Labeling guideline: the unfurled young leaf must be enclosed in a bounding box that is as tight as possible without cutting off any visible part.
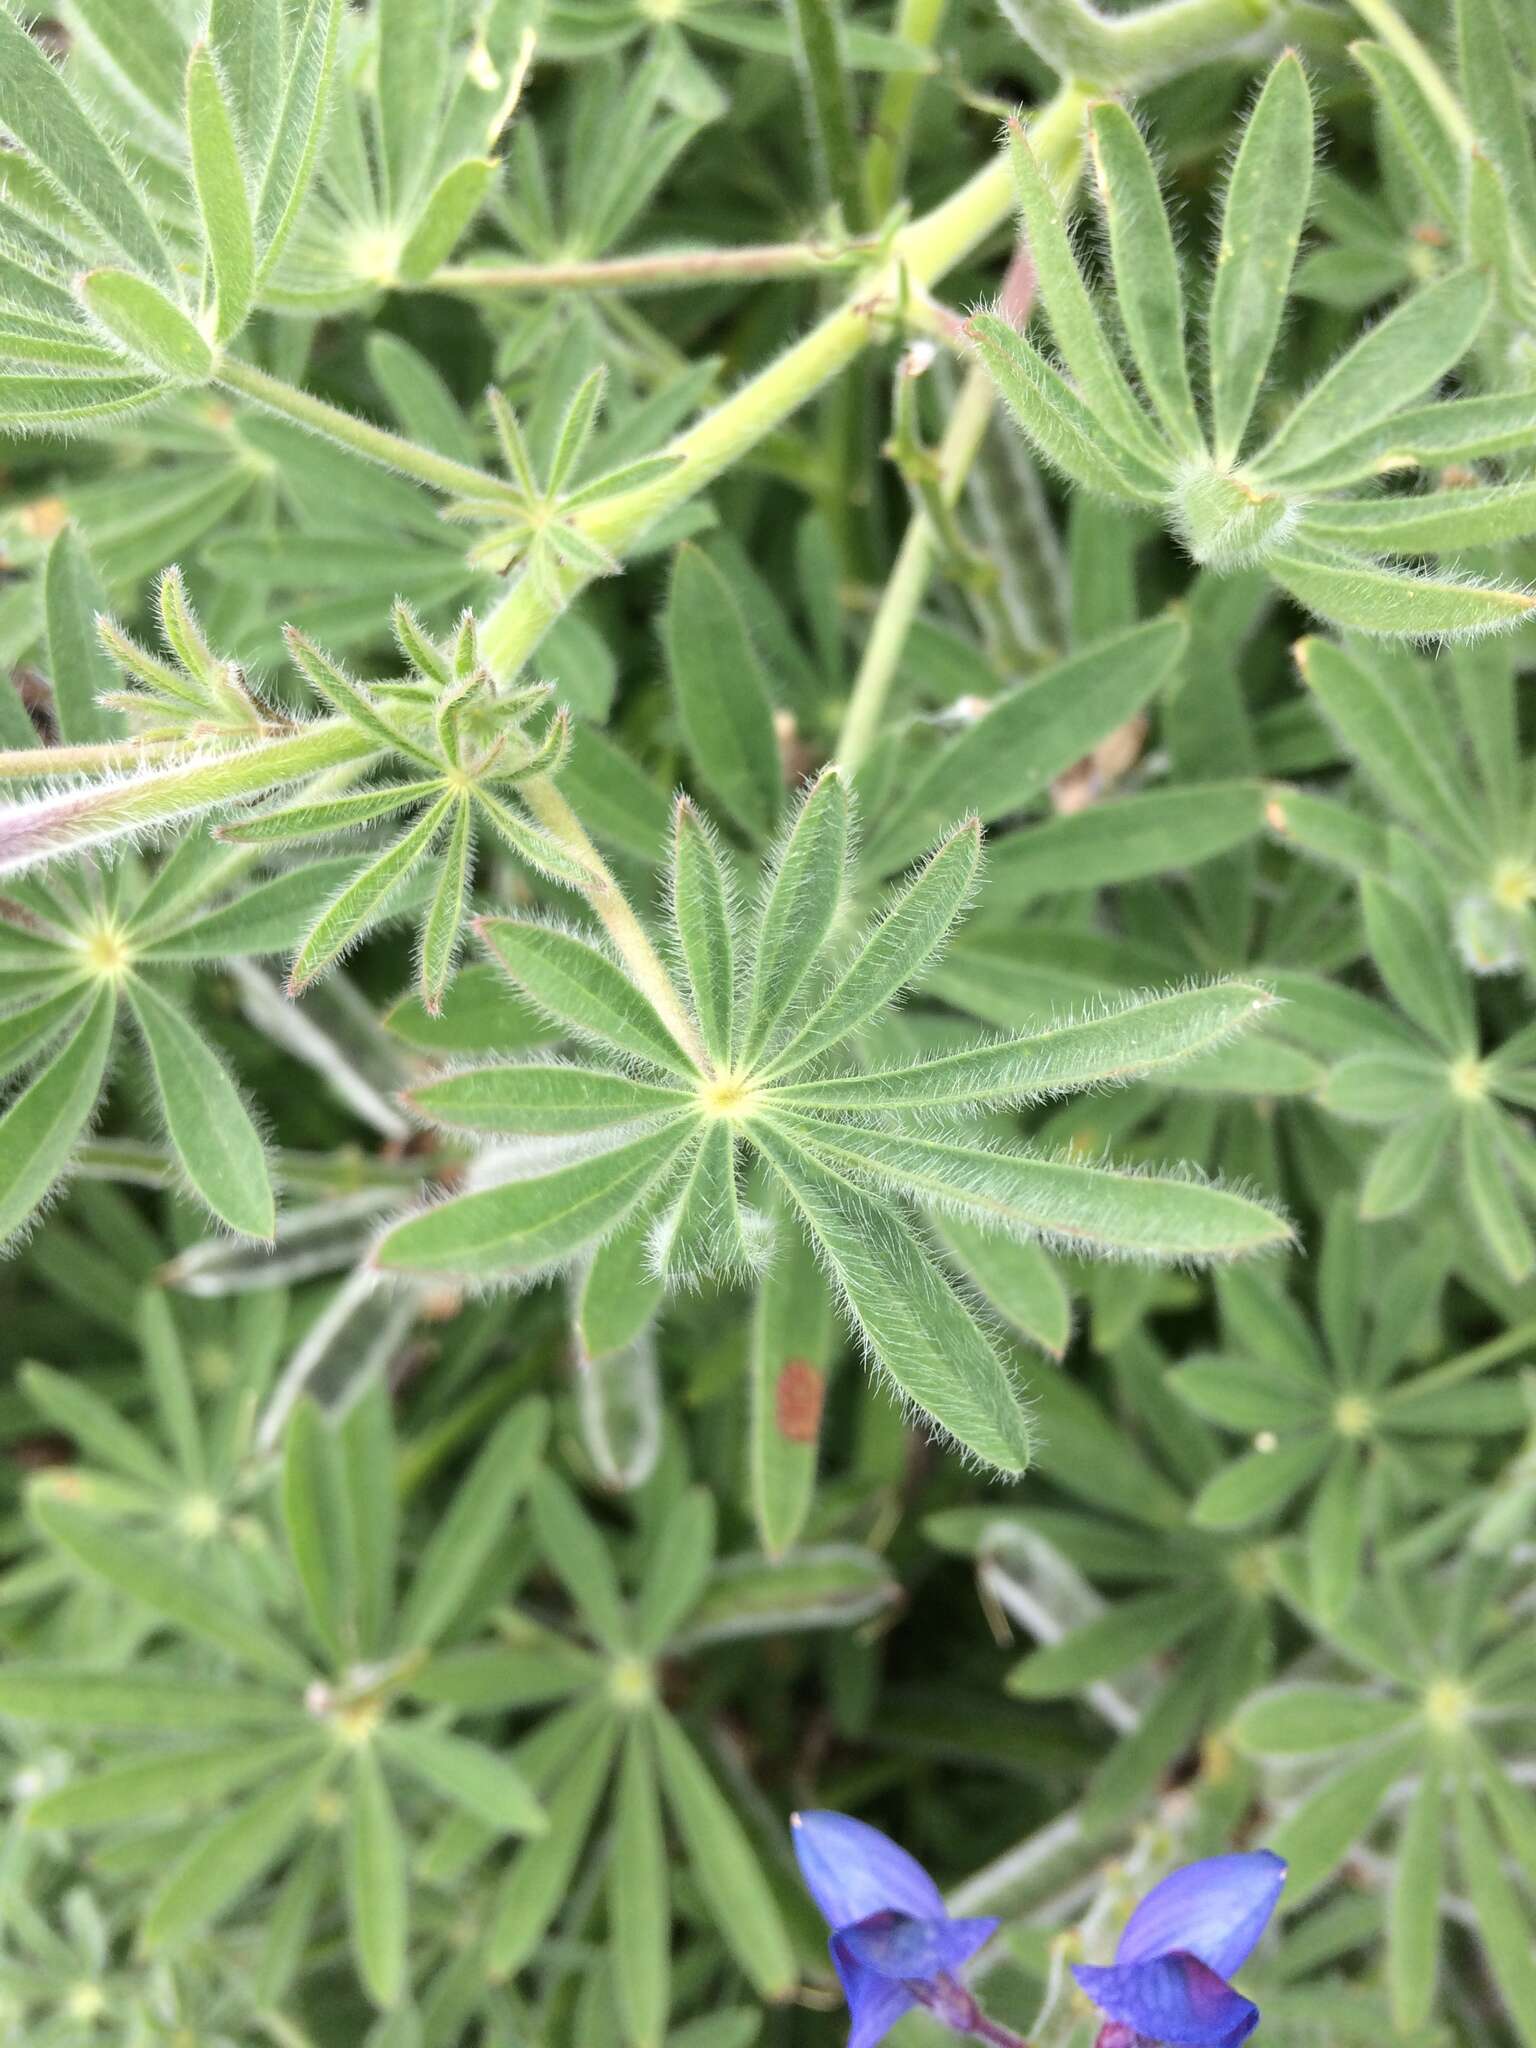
[1206,53,1315,464]
[185,43,256,343]
[975,49,1536,640]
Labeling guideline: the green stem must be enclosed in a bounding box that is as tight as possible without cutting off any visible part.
[481,86,1089,683]
[1346,0,1475,149]
[0,736,187,781]
[997,0,1278,89]
[1385,1317,1536,1401]
[0,722,369,876]
[865,0,949,221]
[837,364,997,773]
[75,1137,447,1194]
[429,239,882,295]
[215,354,515,504]
[517,773,709,1073]
[787,0,869,230]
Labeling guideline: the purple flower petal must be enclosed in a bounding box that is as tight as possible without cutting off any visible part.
[835,1909,1000,1983]
[1115,1852,1286,1978]
[828,1945,918,2048]
[1073,1953,1261,2048]
[792,1812,945,1929]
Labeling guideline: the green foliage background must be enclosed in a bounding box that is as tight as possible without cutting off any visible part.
[0,0,1535,2043]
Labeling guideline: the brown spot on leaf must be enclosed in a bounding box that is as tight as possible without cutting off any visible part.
[775,1358,824,1445]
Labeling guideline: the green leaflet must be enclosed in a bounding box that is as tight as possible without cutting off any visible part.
[345,1746,408,2009]
[418,795,473,1012]
[30,1732,324,1831]
[867,615,1186,870]
[0,1666,294,1729]
[1299,481,1536,555]
[1206,53,1314,463]
[488,1718,619,1976]
[1296,638,1483,866]
[670,799,738,1065]
[0,982,114,1247]
[652,1709,796,1999]
[398,157,499,283]
[1351,41,1462,229]
[380,1725,545,1836]
[1234,1685,1418,1755]
[749,1203,838,1558]
[1190,1435,1331,1528]
[254,0,344,280]
[531,1468,632,1650]
[931,1215,1072,1358]
[763,817,980,1077]
[78,271,213,383]
[652,1119,747,1283]
[144,1757,335,1948]
[1008,1584,1221,1696]
[478,918,698,1075]
[1086,101,1203,454]
[611,1721,670,2048]
[1270,547,1536,640]
[288,797,454,990]
[30,1486,310,1683]
[739,769,849,1063]
[968,314,1175,504]
[1254,270,1492,483]
[407,1062,691,1135]
[186,42,256,342]
[784,1116,1293,1262]
[634,1488,716,1653]
[126,973,275,1238]
[21,1358,176,1489]
[1389,1757,1444,2029]
[45,527,121,747]
[396,1400,549,1648]
[1362,877,1474,1054]
[1458,0,1536,229]
[281,1399,355,1663]
[980,783,1264,904]
[209,0,282,164]
[0,10,171,282]
[665,546,782,843]
[1005,121,1173,471]
[1267,1736,1418,1900]
[376,0,452,216]
[756,1122,1034,1472]
[773,981,1275,1112]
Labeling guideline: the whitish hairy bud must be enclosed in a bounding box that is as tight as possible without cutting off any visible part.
[1171,458,1300,570]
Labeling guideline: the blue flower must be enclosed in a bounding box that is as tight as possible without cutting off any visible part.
[1072,1851,1287,2048]
[792,1811,1001,2048]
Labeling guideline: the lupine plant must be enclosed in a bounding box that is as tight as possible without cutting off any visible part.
[1,0,1535,2045]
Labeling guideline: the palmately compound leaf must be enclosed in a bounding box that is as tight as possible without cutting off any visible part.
[378,787,1288,1469]
[973,52,1535,641]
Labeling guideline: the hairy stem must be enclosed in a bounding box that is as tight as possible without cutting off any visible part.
[787,0,869,230]
[0,736,188,780]
[517,774,709,1072]
[995,0,1277,88]
[0,723,370,877]
[865,0,949,221]
[481,85,1089,683]
[215,354,515,504]
[836,363,997,774]
[429,239,882,294]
